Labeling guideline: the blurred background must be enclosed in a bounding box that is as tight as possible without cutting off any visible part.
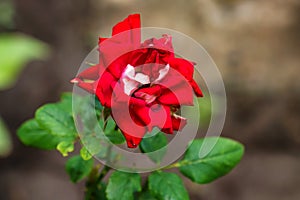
[0,0,299,199]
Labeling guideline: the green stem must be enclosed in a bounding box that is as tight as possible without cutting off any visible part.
[85,165,111,200]
[161,161,183,170]
[94,141,113,184]
[96,165,111,183]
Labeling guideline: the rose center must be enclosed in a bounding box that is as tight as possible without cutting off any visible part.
[121,64,170,103]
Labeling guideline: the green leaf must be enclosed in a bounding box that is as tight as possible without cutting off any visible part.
[85,181,107,200]
[17,119,62,150]
[94,145,109,159]
[35,103,77,138]
[58,92,73,114]
[0,33,49,90]
[61,92,91,116]
[57,141,74,157]
[75,95,99,132]
[60,92,73,101]
[17,95,79,153]
[94,95,103,112]
[103,118,125,144]
[80,134,105,158]
[138,190,158,200]
[106,171,141,200]
[65,155,94,183]
[148,172,189,200]
[139,131,167,163]
[0,117,12,157]
[106,129,125,144]
[179,137,244,184]
[80,146,93,161]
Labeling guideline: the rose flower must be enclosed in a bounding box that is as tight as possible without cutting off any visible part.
[72,14,203,148]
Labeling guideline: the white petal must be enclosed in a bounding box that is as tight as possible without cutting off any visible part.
[123,78,138,95]
[173,113,186,120]
[124,64,135,79]
[135,73,150,85]
[154,64,170,83]
[135,92,156,104]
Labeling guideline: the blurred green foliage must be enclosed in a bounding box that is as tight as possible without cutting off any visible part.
[0,0,14,29]
[0,34,50,90]
[0,34,50,157]
[198,93,212,126]
[0,0,50,157]
[0,117,12,157]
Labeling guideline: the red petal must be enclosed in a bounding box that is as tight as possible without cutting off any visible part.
[150,105,173,134]
[112,14,140,36]
[121,130,144,148]
[111,99,148,148]
[141,35,174,59]
[111,82,130,103]
[158,83,193,106]
[111,103,147,148]
[71,65,103,93]
[129,98,151,126]
[129,48,161,65]
[97,14,141,79]
[169,58,194,81]
[162,107,173,134]
[106,53,130,79]
[128,34,175,78]
[171,115,187,131]
[77,64,99,80]
[76,81,96,93]
[189,79,203,97]
[134,85,161,97]
[168,58,203,97]
[96,71,116,107]
[155,67,185,89]
[156,34,174,54]
[98,37,108,45]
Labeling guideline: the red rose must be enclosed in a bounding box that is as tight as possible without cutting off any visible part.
[72,14,203,148]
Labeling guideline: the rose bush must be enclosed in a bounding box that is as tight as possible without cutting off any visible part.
[17,13,244,200]
[72,14,203,148]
